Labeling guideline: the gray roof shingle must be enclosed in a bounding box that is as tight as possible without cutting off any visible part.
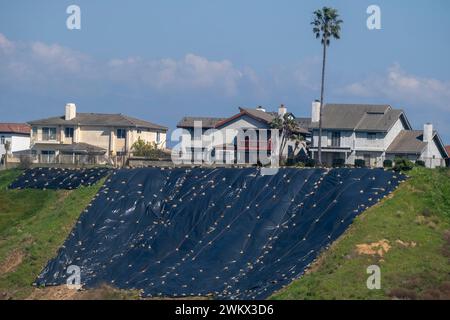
[310,104,407,132]
[28,113,167,131]
[177,117,227,129]
[386,130,428,154]
[178,108,311,134]
[32,142,107,154]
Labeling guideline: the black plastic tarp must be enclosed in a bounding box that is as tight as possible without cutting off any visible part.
[36,167,405,299]
[9,167,110,190]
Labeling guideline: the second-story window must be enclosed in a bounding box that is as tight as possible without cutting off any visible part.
[331,131,341,147]
[367,132,377,140]
[65,127,74,138]
[42,127,57,141]
[0,136,5,144]
[156,132,161,143]
[117,128,126,139]
[32,127,37,138]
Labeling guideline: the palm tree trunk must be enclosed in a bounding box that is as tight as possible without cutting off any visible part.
[318,38,327,166]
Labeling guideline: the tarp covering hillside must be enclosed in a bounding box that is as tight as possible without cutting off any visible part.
[36,167,405,299]
[9,167,110,190]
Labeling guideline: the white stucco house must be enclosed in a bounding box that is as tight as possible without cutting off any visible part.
[309,102,448,168]
[0,123,31,161]
[176,105,311,164]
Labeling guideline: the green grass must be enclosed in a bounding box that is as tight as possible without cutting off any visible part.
[1,167,450,300]
[0,169,105,299]
[271,167,450,300]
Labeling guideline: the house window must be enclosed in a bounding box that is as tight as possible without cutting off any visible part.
[65,127,74,138]
[41,150,56,163]
[156,132,161,143]
[32,127,37,138]
[117,129,126,139]
[137,129,142,134]
[331,131,341,147]
[367,132,377,140]
[42,127,57,141]
[0,136,5,144]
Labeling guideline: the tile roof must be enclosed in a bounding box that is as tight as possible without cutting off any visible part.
[0,123,30,135]
[28,113,167,131]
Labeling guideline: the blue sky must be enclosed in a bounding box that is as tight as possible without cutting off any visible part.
[1,0,449,143]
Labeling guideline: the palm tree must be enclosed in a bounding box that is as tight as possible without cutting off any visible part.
[271,113,300,163]
[311,7,342,165]
[4,140,11,167]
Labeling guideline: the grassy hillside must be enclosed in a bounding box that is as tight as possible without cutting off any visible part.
[0,169,108,299]
[271,167,450,300]
[1,167,449,300]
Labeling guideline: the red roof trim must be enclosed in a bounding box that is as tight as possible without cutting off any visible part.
[214,109,270,129]
[0,123,30,135]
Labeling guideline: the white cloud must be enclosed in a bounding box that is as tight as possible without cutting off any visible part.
[0,33,15,53]
[340,64,450,111]
[0,33,259,97]
[107,53,247,96]
[30,42,90,73]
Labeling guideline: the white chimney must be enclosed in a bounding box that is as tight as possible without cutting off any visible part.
[278,104,287,116]
[312,100,321,123]
[65,103,76,121]
[256,106,266,112]
[423,123,433,143]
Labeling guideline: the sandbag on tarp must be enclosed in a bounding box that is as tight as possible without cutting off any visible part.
[36,167,405,299]
[9,167,111,190]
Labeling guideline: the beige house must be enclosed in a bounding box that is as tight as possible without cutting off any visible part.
[28,103,167,162]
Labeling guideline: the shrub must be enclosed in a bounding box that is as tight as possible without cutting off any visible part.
[415,160,425,167]
[332,158,345,167]
[295,162,305,168]
[394,157,414,171]
[304,158,317,167]
[18,155,33,169]
[131,137,168,159]
[383,159,393,168]
[354,159,365,167]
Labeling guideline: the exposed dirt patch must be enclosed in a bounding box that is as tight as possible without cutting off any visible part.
[0,250,24,275]
[27,284,209,300]
[27,285,80,300]
[355,239,391,257]
[395,239,417,248]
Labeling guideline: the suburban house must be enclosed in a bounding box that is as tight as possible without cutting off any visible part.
[176,105,310,164]
[28,103,167,163]
[309,102,448,168]
[0,123,30,161]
